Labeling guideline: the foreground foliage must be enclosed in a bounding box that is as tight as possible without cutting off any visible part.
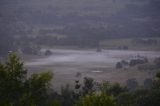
[0,54,160,106]
[0,54,53,106]
[75,93,116,106]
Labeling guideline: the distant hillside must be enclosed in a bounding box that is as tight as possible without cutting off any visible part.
[0,0,160,53]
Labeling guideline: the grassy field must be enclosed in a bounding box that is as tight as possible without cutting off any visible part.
[100,37,160,51]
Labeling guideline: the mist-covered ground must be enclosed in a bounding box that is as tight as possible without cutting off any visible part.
[25,49,160,89]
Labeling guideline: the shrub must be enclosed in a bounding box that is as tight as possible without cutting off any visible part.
[116,62,123,69]
[154,57,160,69]
[45,50,53,56]
[75,93,116,106]
[129,59,146,67]
[126,78,139,90]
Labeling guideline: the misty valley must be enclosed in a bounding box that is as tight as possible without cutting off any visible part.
[24,49,160,89]
[0,0,160,106]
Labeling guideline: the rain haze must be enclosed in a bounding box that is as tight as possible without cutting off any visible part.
[0,0,160,105]
[1,0,160,86]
